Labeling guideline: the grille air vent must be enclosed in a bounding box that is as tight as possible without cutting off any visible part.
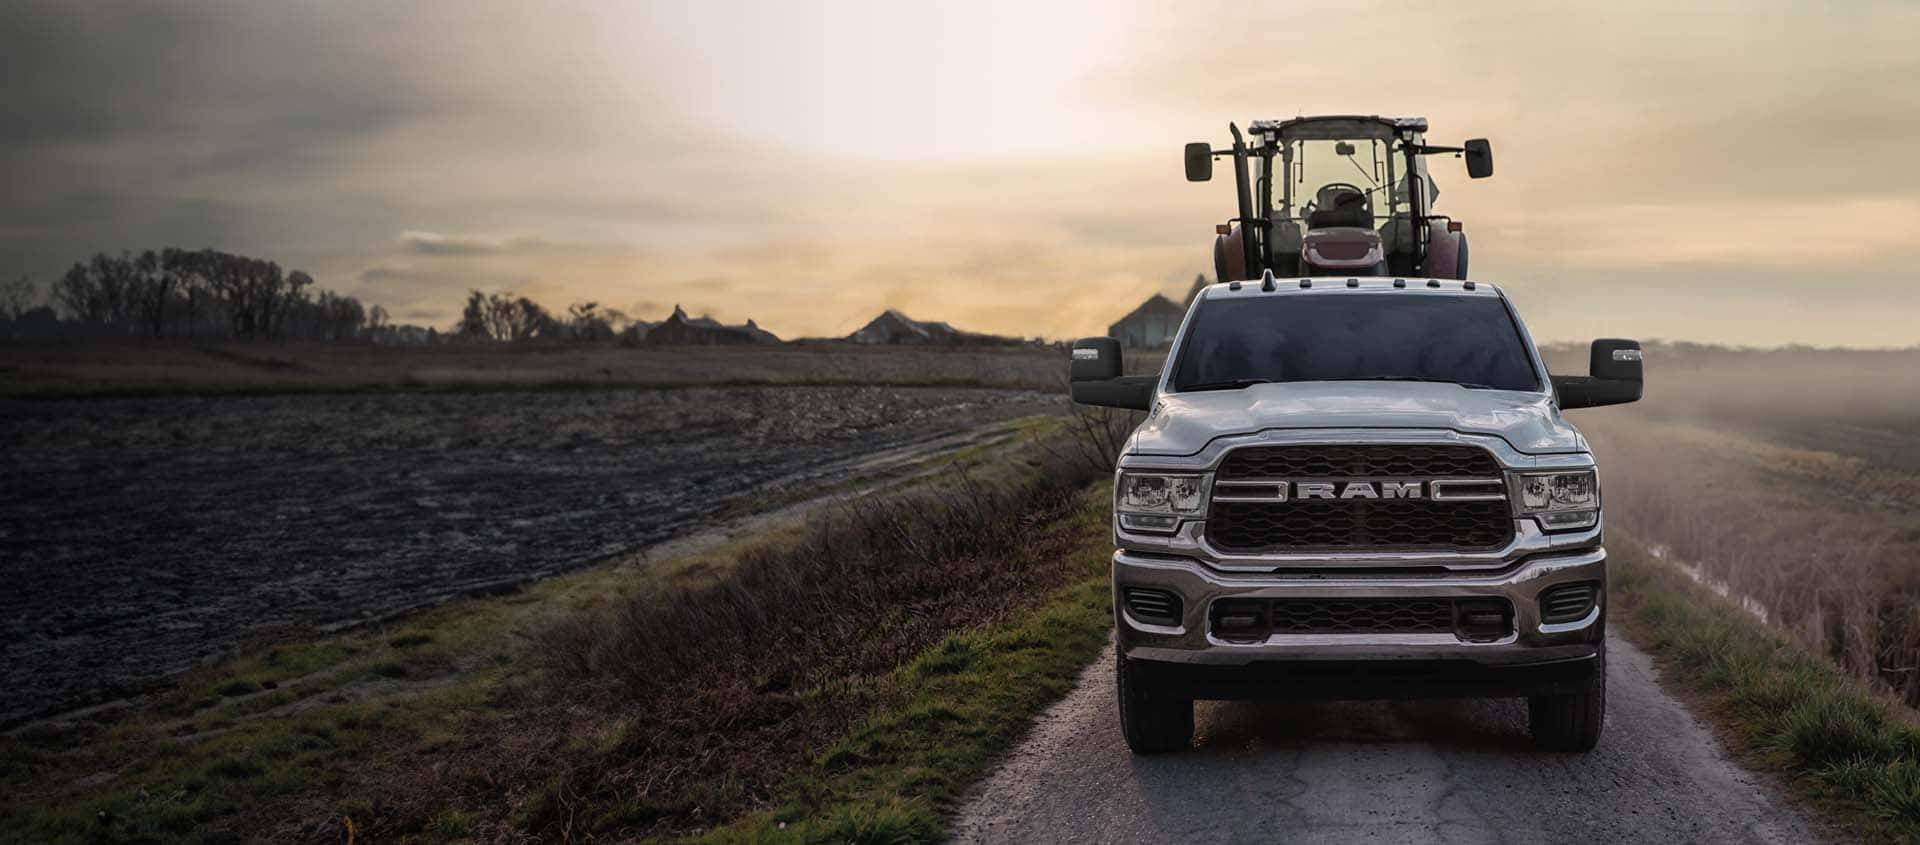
[1122,587,1182,626]
[1540,583,1599,624]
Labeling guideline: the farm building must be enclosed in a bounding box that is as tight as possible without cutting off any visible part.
[1107,294,1185,348]
[641,305,779,345]
[846,309,1018,345]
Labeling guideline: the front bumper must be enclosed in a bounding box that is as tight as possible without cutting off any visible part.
[1114,545,1605,696]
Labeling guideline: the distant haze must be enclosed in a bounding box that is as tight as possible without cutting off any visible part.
[2,1,1916,345]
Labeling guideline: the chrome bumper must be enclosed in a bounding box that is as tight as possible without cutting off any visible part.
[1114,546,1605,667]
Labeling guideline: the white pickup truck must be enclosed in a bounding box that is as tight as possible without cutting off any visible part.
[1069,274,1642,753]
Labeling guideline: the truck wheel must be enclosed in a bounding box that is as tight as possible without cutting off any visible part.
[1528,645,1606,752]
[1116,652,1193,754]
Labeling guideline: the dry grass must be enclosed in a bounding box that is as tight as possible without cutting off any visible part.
[1575,346,1920,706]
[1612,544,1920,842]
[509,437,1110,840]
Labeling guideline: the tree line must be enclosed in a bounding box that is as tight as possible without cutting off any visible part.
[3,249,390,342]
[3,249,698,345]
[456,291,631,342]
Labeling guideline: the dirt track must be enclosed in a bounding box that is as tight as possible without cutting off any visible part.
[0,386,1061,726]
[953,634,1819,843]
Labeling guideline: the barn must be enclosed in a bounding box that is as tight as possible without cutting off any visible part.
[1107,294,1185,348]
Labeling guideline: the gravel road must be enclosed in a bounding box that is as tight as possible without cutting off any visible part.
[0,386,1062,726]
[954,632,1819,843]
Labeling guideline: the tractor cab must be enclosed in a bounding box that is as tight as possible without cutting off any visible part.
[1184,116,1492,281]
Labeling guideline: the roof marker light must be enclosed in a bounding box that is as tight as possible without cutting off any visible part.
[1426,279,1441,288]
[1228,280,1241,291]
[1346,278,1359,288]
[1464,280,1477,291]
[1299,279,1312,288]
[1393,279,1406,288]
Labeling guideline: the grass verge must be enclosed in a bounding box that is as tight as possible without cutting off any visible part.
[699,489,1112,843]
[1611,538,1920,842]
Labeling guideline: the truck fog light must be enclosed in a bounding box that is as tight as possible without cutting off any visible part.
[1210,598,1271,642]
[1537,511,1598,530]
[1119,513,1180,533]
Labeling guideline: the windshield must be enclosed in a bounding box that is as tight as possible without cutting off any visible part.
[1169,294,1541,392]
[1263,136,1407,226]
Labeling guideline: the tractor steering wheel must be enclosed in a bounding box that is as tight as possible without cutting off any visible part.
[1316,182,1368,209]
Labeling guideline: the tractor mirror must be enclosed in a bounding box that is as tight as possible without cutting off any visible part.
[1464,139,1493,179]
[1184,143,1214,182]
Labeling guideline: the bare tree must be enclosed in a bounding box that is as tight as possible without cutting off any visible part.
[0,275,34,320]
[131,250,176,337]
[459,290,554,342]
[566,301,618,341]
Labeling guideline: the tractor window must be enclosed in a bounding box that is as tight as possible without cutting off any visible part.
[1279,139,1396,227]
[1169,293,1542,393]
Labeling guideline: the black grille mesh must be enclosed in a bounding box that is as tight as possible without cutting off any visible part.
[1218,444,1500,479]
[1271,598,1455,634]
[1210,445,1512,552]
[1210,498,1512,551]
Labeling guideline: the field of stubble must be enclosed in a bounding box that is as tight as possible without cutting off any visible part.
[0,384,1063,726]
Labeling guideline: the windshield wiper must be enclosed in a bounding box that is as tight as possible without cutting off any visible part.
[1179,378,1273,392]
[1339,375,1500,390]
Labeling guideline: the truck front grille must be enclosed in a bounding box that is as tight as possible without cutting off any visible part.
[1207,444,1514,553]
[1218,444,1500,479]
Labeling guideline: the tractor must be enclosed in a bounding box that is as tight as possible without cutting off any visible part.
[1185,115,1493,281]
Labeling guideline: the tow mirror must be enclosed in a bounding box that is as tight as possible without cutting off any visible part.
[1184,142,1214,182]
[1069,337,1154,410]
[1464,139,1493,179]
[1071,337,1123,381]
[1552,338,1642,409]
[1590,338,1643,382]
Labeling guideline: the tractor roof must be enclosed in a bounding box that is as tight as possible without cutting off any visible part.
[1247,115,1429,139]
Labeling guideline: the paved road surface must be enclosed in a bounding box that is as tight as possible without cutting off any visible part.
[954,632,1819,843]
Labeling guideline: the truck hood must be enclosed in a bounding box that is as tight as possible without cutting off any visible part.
[1129,381,1584,457]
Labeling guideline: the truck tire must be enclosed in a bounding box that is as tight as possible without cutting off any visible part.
[1528,645,1606,752]
[1116,652,1193,754]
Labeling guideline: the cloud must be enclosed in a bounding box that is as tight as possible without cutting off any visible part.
[2,1,1918,346]
[397,231,519,257]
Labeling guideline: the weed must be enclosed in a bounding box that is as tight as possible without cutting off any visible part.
[1615,543,1920,841]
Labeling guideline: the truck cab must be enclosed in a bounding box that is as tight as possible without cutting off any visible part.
[1069,274,1643,753]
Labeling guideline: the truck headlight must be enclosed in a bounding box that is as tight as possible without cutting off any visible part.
[1511,470,1598,531]
[1117,472,1205,534]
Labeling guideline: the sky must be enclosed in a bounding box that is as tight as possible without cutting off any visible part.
[2,0,1917,345]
